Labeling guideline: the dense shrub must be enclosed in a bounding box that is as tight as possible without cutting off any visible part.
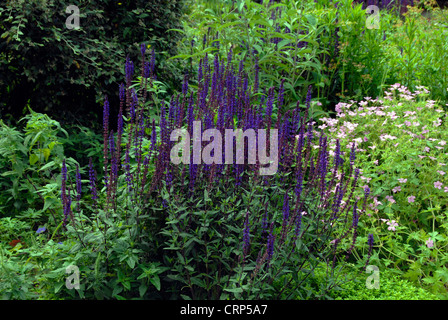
[0,0,186,124]
[173,0,340,118]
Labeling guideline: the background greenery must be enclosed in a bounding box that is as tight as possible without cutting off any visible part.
[0,0,186,126]
[1,0,448,300]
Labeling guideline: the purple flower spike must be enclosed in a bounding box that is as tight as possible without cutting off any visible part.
[88,157,98,202]
[150,48,156,75]
[352,201,359,229]
[282,192,290,221]
[306,85,312,109]
[266,223,275,266]
[119,83,126,102]
[254,56,260,94]
[350,142,356,165]
[243,212,250,258]
[75,164,81,210]
[103,96,110,135]
[144,61,151,79]
[368,233,374,248]
[125,56,134,83]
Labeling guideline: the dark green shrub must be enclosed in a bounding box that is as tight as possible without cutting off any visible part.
[0,0,186,124]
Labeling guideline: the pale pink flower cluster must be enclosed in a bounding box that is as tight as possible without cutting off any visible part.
[434,181,443,189]
[415,86,430,95]
[385,195,396,204]
[334,102,352,114]
[379,134,398,141]
[369,197,382,211]
[387,111,399,120]
[433,118,442,127]
[381,219,398,231]
[403,111,416,117]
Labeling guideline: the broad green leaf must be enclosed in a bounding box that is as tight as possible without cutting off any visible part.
[29,153,39,165]
[150,275,161,291]
[42,148,51,161]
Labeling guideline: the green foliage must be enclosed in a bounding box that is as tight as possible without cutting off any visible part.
[383,7,448,107]
[172,0,337,119]
[3,0,448,301]
[333,0,395,101]
[6,42,368,300]
[318,83,448,298]
[156,181,357,300]
[0,109,70,220]
[328,267,439,300]
[174,0,448,117]
[0,0,186,123]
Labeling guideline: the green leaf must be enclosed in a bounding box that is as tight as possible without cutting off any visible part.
[43,196,58,212]
[216,21,242,32]
[112,285,123,297]
[150,275,161,291]
[305,14,318,27]
[54,281,64,294]
[224,287,243,293]
[139,283,148,297]
[42,148,51,161]
[29,153,39,165]
[126,255,137,269]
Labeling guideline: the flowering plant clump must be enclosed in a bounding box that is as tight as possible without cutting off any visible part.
[317,83,448,297]
[55,45,372,300]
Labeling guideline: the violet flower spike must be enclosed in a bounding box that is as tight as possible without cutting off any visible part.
[266,223,275,266]
[88,157,98,202]
[243,212,250,258]
[75,164,81,210]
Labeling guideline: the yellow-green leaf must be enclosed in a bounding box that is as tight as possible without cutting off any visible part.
[42,148,51,161]
[29,153,39,165]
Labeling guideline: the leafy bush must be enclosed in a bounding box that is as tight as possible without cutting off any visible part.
[0,0,186,123]
[382,6,448,107]
[0,110,72,221]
